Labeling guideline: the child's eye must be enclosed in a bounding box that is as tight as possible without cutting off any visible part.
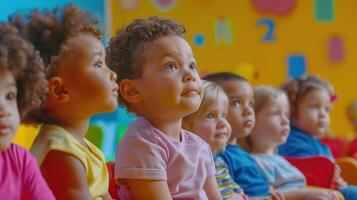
[164,63,178,71]
[6,91,17,100]
[249,100,255,108]
[232,100,240,107]
[189,62,197,70]
[206,113,214,119]
[95,61,103,68]
[221,113,227,118]
[325,106,331,112]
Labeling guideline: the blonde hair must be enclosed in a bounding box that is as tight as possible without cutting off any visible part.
[183,80,228,129]
[254,85,288,113]
[242,85,288,152]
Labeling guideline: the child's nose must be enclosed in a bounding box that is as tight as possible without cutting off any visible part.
[182,69,196,83]
[110,69,117,82]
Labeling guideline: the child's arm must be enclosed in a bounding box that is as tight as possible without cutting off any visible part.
[101,192,113,200]
[331,164,348,189]
[126,179,172,200]
[41,150,93,200]
[279,188,338,200]
[203,176,223,200]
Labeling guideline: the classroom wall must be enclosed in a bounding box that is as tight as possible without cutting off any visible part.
[110,0,357,138]
[2,0,357,159]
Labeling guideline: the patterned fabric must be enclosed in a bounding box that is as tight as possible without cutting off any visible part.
[215,155,244,199]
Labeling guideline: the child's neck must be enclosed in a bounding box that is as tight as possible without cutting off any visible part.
[146,116,182,142]
[47,112,90,142]
[228,138,237,145]
[250,143,275,155]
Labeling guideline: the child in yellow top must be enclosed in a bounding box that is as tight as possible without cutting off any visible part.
[12,5,118,200]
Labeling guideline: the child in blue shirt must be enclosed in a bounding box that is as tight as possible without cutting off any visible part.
[278,75,357,200]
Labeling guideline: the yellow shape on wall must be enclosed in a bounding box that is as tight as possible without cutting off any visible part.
[234,63,256,82]
[13,124,39,150]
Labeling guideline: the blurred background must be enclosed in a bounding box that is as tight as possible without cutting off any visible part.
[1,0,356,161]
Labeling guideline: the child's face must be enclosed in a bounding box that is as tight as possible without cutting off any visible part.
[55,33,118,116]
[0,69,20,152]
[187,96,231,153]
[219,80,255,139]
[293,89,331,137]
[250,95,290,148]
[134,35,202,120]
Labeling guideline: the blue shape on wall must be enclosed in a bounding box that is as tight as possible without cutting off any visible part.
[287,54,307,80]
[257,18,276,42]
[193,34,205,46]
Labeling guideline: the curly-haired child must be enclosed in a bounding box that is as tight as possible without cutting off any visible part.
[0,23,54,199]
[11,5,118,200]
[107,17,221,200]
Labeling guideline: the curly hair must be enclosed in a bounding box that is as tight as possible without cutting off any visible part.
[0,23,47,124]
[282,75,333,116]
[9,4,102,77]
[106,16,186,109]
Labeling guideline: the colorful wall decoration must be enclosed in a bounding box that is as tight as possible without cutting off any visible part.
[3,0,357,159]
[110,0,357,139]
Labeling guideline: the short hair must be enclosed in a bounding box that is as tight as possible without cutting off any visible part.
[203,72,247,83]
[254,85,288,114]
[0,23,47,123]
[106,16,186,109]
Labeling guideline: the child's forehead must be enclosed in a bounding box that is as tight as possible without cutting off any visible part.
[140,35,192,59]
[0,69,16,87]
[218,80,253,96]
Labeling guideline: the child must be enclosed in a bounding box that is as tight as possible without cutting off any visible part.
[249,85,339,199]
[0,23,54,199]
[107,17,221,199]
[12,5,117,199]
[183,81,247,200]
[203,72,273,198]
[278,75,357,200]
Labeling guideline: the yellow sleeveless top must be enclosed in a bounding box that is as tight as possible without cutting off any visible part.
[30,124,109,200]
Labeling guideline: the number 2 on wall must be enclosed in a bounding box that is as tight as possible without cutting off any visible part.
[257,18,276,42]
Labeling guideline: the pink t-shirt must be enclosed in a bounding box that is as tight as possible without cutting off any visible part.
[0,144,55,200]
[115,117,216,200]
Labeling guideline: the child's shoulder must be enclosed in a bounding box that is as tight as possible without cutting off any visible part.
[182,129,208,145]
[34,124,77,146]
[125,117,155,136]
[1,143,35,169]
[4,143,31,158]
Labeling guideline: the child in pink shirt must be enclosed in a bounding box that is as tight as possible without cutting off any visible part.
[107,17,222,200]
[0,23,54,200]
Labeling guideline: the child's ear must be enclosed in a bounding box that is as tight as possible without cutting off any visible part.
[120,79,142,103]
[48,77,69,103]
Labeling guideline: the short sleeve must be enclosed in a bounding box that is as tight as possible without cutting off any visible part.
[115,133,168,180]
[21,148,55,200]
[253,156,275,185]
[206,145,216,178]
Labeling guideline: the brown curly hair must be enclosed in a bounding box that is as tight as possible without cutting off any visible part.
[8,4,102,123]
[106,16,186,109]
[9,4,102,77]
[282,75,333,117]
[0,23,47,124]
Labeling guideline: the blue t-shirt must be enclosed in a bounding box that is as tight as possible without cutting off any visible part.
[252,154,306,191]
[278,126,334,160]
[218,144,270,197]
